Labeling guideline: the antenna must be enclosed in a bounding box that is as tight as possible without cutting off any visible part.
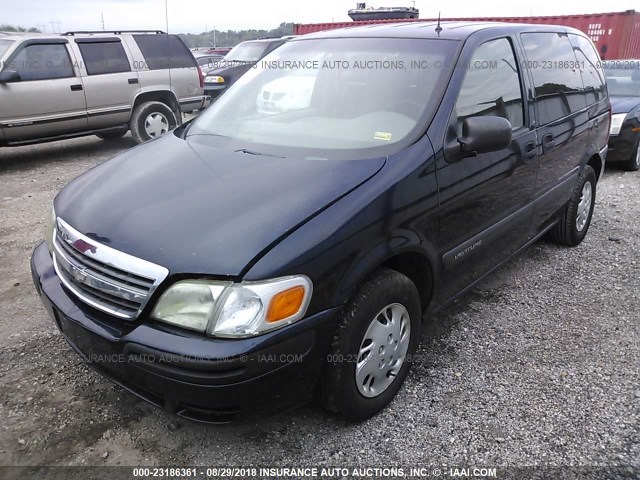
[164,0,169,33]
[435,12,442,34]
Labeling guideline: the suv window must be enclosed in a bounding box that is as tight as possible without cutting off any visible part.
[568,34,606,106]
[11,43,74,81]
[77,40,131,75]
[133,34,196,70]
[521,32,587,125]
[455,37,524,133]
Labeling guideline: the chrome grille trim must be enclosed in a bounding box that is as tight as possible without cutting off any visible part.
[52,218,169,319]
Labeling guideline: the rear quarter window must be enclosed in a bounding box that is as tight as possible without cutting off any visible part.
[568,34,606,106]
[133,34,196,70]
[521,32,587,125]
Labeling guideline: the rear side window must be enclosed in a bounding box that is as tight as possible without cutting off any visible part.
[455,37,524,133]
[568,34,606,106]
[521,32,586,125]
[77,40,131,75]
[11,43,74,81]
[133,34,196,70]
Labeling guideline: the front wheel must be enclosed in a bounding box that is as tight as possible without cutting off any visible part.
[549,165,596,246]
[321,269,421,422]
[620,141,640,172]
[129,101,177,144]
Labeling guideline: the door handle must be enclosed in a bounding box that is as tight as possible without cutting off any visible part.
[128,78,139,85]
[523,141,537,159]
[542,133,555,150]
[70,84,83,91]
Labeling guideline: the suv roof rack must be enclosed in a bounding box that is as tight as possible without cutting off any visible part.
[62,30,166,36]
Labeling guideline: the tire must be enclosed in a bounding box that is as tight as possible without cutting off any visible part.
[620,141,640,172]
[549,165,596,246]
[129,101,177,144]
[321,268,421,422]
[95,130,127,141]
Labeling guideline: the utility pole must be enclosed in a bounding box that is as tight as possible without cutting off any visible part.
[100,13,105,31]
[36,23,47,33]
[48,20,62,33]
[213,25,216,48]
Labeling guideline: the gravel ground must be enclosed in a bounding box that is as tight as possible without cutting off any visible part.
[0,134,638,473]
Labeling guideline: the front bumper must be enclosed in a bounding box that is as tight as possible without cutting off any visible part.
[203,84,226,101]
[607,125,639,163]
[31,242,340,423]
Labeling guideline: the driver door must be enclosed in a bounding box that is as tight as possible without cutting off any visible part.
[434,36,539,303]
[0,40,87,142]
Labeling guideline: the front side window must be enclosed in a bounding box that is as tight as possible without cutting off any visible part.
[521,32,587,125]
[188,37,459,160]
[10,43,74,81]
[77,41,131,75]
[455,37,524,133]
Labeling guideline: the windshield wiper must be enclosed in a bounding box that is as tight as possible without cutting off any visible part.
[236,148,284,158]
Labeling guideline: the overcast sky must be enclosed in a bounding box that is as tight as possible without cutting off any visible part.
[2,0,636,34]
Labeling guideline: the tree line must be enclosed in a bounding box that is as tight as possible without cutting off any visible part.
[1,22,294,48]
[0,24,41,32]
[178,22,294,48]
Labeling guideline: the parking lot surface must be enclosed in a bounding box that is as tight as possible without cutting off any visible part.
[0,135,638,469]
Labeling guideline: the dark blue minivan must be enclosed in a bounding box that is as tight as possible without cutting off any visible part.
[31,22,610,423]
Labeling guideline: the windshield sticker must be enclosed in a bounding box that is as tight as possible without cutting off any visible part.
[373,131,392,142]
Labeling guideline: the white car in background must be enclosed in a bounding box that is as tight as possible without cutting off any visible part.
[257,71,316,114]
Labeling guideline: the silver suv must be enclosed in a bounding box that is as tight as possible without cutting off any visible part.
[0,30,205,146]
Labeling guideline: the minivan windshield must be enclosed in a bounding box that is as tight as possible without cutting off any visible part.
[188,37,458,160]
[224,41,271,63]
[603,61,640,97]
[0,40,14,59]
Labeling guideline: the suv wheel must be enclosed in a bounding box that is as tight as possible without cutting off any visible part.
[621,141,640,172]
[321,269,421,422]
[130,101,177,144]
[95,130,127,141]
[549,165,596,246]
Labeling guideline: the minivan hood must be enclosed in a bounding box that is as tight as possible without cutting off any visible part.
[610,96,640,114]
[205,62,252,78]
[54,133,385,277]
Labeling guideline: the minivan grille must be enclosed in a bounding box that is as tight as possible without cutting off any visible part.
[52,218,169,319]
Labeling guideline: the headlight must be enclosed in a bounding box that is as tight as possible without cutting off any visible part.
[45,204,56,253]
[205,75,225,84]
[610,113,627,135]
[151,275,312,338]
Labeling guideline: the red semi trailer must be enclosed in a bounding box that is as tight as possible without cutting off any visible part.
[294,10,640,59]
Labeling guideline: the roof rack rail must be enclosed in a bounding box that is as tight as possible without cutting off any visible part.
[61,30,166,36]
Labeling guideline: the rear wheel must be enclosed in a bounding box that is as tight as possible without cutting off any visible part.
[549,165,596,246]
[620,141,640,172]
[321,269,421,422]
[130,101,177,144]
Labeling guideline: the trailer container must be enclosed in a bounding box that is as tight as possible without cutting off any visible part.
[294,10,640,59]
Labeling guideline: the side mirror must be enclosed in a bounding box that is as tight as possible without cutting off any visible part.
[458,116,512,156]
[0,69,21,83]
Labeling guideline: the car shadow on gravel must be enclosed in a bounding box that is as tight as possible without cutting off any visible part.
[0,136,138,173]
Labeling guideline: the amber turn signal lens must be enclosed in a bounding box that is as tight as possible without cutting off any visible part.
[267,286,305,323]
